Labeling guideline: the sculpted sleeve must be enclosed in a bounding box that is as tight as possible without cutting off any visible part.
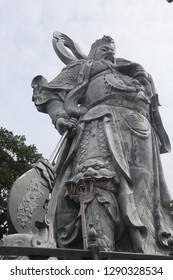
[116,59,171,154]
[32,61,83,125]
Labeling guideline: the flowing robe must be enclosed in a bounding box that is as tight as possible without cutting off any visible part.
[33,58,173,254]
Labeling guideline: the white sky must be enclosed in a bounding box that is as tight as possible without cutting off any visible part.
[0,0,173,195]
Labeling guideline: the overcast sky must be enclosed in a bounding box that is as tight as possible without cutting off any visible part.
[0,0,173,194]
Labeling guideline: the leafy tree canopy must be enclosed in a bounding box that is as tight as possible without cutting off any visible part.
[0,127,42,238]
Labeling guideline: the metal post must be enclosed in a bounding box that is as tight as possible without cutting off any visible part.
[79,189,88,250]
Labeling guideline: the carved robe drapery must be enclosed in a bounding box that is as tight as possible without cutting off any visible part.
[33,57,173,254]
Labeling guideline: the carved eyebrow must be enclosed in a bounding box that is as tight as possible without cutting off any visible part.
[100,46,109,50]
[100,45,114,52]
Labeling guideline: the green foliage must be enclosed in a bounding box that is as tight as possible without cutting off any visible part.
[0,127,42,238]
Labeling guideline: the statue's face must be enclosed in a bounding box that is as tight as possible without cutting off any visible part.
[94,43,115,63]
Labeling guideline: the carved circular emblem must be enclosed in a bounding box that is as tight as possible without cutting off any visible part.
[105,73,138,93]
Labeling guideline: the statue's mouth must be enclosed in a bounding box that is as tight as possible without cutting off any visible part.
[105,53,114,63]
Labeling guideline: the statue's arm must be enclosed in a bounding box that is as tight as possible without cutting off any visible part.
[32,62,82,135]
[128,63,171,153]
[32,79,76,135]
[46,99,77,135]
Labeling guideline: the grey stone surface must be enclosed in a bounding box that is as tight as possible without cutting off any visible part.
[3,32,173,257]
[32,32,173,254]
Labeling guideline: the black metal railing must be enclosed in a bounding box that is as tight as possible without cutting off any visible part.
[0,246,173,260]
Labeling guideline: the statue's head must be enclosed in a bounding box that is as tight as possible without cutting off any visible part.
[88,35,115,63]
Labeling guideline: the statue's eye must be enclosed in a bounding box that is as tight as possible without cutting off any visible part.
[100,46,108,52]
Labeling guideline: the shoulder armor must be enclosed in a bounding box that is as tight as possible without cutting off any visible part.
[45,61,84,90]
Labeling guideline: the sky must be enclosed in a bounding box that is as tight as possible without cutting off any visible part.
[0,0,173,194]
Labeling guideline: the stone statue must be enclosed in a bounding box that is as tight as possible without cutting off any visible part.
[1,32,173,259]
[31,32,173,255]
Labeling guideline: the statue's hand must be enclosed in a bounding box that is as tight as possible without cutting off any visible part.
[55,117,77,136]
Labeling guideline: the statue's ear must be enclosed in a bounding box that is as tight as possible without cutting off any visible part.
[52,32,87,65]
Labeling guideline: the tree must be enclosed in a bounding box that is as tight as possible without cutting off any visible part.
[0,127,42,239]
